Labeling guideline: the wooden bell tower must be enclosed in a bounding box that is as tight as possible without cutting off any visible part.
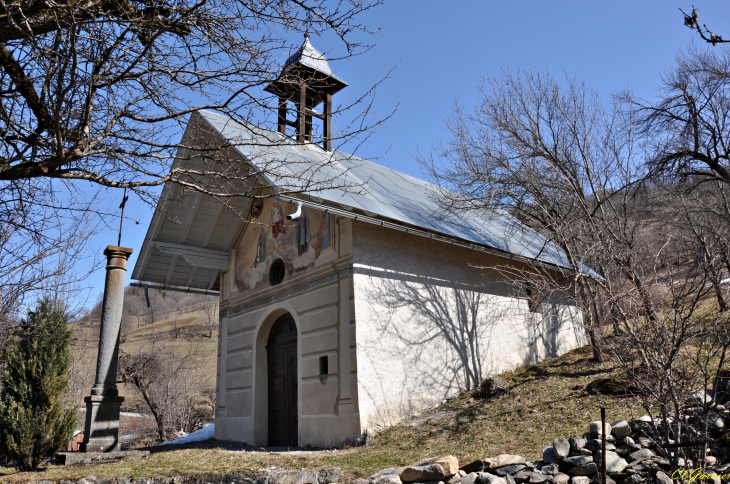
[264,34,347,152]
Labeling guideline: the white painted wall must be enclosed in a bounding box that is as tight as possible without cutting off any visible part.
[351,222,586,430]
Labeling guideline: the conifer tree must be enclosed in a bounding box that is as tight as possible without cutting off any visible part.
[0,299,77,471]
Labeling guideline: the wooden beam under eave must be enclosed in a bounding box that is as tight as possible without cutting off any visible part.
[165,255,180,286]
[324,92,332,152]
[278,97,287,135]
[298,84,306,143]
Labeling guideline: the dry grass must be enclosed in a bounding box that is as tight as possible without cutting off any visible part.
[0,345,648,483]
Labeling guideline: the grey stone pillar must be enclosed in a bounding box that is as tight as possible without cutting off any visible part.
[82,246,133,452]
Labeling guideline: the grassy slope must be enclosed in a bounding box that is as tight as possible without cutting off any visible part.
[0,344,648,482]
[69,309,219,411]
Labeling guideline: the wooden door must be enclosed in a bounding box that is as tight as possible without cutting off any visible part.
[267,313,298,447]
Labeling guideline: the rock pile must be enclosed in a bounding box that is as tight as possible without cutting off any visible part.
[364,416,712,484]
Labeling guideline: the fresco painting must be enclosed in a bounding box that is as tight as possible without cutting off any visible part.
[235,199,331,289]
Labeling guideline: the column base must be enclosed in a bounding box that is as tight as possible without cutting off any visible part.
[81,394,125,452]
[335,397,354,416]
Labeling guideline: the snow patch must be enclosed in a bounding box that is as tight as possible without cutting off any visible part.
[159,423,214,446]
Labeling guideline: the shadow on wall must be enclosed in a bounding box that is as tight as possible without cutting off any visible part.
[358,273,582,427]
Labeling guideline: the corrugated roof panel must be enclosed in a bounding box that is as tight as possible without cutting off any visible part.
[198,110,576,271]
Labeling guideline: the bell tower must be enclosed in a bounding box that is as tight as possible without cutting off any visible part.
[264,34,347,152]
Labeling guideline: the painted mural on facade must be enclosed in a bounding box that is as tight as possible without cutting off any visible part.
[235,199,331,289]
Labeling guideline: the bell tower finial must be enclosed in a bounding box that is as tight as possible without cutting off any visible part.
[264,36,347,151]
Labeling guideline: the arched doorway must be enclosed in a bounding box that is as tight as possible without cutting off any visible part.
[266,313,298,446]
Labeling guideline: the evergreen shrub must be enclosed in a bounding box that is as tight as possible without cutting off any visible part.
[0,299,77,471]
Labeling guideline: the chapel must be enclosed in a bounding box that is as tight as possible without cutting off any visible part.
[132,36,586,448]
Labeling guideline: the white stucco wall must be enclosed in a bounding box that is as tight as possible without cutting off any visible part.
[352,222,586,430]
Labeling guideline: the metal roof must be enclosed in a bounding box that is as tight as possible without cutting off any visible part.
[199,110,582,273]
[281,35,347,86]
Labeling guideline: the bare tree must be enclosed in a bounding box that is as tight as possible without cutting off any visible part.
[418,69,649,362]
[1,0,388,317]
[680,7,728,46]
[118,340,213,442]
[634,45,730,185]
[425,66,730,469]
[204,299,217,338]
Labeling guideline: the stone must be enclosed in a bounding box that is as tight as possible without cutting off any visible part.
[461,474,478,484]
[318,469,341,484]
[569,438,587,452]
[705,456,718,467]
[579,450,593,456]
[476,474,507,484]
[415,457,459,478]
[552,474,569,484]
[270,471,319,484]
[615,447,630,457]
[708,413,725,430]
[504,475,516,484]
[543,448,560,465]
[635,416,652,423]
[371,469,402,484]
[400,465,446,483]
[654,472,671,484]
[589,421,611,436]
[619,475,643,484]
[566,464,597,477]
[462,462,486,474]
[511,472,530,483]
[494,466,526,477]
[623,437,635,447]
[594,451,628,474]
[610,421,632,438]
[485,456,526,470]
[460,472,468,478]
[563,456,593,467]
[686,390,714,406]
[527,473,550,484]
[554,438,571,460]
[509,473,546,484]
[445,475,461,484]
[628,449,653,462]
[477,377,509,399]
[591,476,615,484]
[571,477,590,484]
[540,464,559,476]
[585,440,615,453]
[636,437,653,448]
[56,451,149,466]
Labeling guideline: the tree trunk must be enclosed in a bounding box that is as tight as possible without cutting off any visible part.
[578,279,603,363]
[134,376,166,442]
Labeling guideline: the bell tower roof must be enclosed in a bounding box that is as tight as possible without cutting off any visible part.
[282,34,343,81]
[265,35,347,99]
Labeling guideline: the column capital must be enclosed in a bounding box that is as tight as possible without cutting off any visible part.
[104,246,133,258]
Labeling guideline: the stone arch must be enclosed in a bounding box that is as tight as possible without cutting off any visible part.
[250,303,301,447]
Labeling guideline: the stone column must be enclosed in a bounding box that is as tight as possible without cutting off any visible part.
[82,246,133,452]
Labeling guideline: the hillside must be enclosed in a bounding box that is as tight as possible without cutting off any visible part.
[69,287,219,446]
[0,344,644,481]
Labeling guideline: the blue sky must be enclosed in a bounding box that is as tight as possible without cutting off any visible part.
[84,0,730,301]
